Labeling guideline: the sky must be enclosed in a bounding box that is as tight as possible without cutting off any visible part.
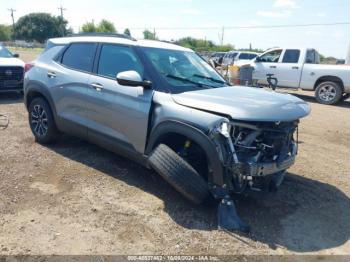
[1,0,350,58]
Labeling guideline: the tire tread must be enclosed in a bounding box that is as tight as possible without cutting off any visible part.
[149,144,209,204]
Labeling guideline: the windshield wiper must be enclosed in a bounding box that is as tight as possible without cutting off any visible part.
[192,74,227,85]
[165,74,212,88]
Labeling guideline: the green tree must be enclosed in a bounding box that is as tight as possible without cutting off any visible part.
[97,19,116,33]
[215,44,235,52]
[124,28,131,36]
[0,24,12,41]
[143,29,157,40]
[81,21,96,33]
[15,13,69,43]
[81,19,116,33]
[174,37,234,52]
[57,16,72,36]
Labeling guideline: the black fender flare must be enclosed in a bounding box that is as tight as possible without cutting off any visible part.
[24,81,58,120]
[145,120,224,186]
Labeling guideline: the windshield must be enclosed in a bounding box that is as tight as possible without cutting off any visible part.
[142,47,227,93]
[0,45,13,58]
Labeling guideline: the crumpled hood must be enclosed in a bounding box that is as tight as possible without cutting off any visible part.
[172,86,311,122]
[0,58,25,67]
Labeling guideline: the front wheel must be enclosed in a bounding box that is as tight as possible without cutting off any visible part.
[315,81,343,105]
[148,144,210,204]
[28,97,59,144]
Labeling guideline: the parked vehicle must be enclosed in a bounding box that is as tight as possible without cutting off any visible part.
[222,51,259,67]
[251,47,350,104]
[210,52,226,67]
[197,51,212,62]
[0,44,25,93]
[24,34,310,232]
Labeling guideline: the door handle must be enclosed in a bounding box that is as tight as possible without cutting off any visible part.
[270,66,277,69]
[91,83,103,91]
[47,71,56,78]
[292,66,299,69]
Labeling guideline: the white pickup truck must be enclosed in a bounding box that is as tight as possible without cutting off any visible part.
[0,44,25,93]
[250,47,350,105]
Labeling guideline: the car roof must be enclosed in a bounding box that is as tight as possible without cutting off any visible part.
[48,35,193,52]
[264,47,313,52]
[226,50,258,54]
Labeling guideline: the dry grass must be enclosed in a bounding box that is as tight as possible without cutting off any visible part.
[7,47,42,63]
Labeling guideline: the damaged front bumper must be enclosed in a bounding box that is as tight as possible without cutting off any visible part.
[209,119,300,232]
[210,119,299,194]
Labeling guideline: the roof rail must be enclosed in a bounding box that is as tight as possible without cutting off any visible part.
[66,32,136,41]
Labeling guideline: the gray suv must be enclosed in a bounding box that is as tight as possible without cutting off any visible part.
[24,34,310,232]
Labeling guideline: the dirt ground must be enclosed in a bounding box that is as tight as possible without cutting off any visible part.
[0,90,349,256]
[0,50,350,255]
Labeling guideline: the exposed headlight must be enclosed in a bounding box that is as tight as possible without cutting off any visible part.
[218,122,231,138]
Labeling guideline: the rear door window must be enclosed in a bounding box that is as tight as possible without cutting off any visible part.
[282,49,300,63]
[61,43,97,72]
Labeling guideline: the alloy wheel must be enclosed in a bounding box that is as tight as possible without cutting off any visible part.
[318,85,337,102]
[30,104,48,137]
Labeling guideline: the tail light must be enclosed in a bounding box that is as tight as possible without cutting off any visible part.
[24,63,35,73]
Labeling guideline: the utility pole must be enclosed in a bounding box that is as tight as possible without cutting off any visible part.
[8,8,16,40]
[221,26,224,46]
[153,28,156,40]
[58,5,66,18]
[58,5,66,36]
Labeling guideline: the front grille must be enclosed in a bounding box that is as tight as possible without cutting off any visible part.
[0,66,24,90]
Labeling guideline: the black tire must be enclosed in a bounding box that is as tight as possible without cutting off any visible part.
[148,144,210,204]
[315,81,343,105]
[28,97,59,144]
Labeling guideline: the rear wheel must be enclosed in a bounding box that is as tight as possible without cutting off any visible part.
[315,81,343,105]
[148,144,210,204]
[29,97,59,144]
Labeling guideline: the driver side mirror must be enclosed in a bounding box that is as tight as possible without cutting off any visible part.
[13,53,20,58]
[255,56,261,62]
[116,70,152,88]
